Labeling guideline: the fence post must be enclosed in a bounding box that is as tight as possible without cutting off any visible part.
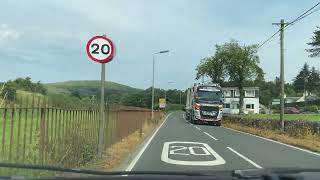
[8,104,15,162]
[1,103,8,158]
[29,95,35,144]
[39,107,46,164]
[16,96,23,160]
[22,96,29,162]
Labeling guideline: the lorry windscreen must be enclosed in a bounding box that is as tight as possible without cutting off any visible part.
[196,90,222,102]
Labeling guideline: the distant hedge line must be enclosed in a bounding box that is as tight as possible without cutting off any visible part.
[223,115,320,137]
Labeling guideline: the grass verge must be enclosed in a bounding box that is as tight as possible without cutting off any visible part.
[88,118,164,171]
[223,122,320,153]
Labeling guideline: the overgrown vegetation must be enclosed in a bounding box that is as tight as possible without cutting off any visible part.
[1,77,47,101]
[229,114,320,121]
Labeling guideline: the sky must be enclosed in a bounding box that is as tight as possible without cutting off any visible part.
[0,0,319,90]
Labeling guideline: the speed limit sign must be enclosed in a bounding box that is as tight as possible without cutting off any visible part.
[86,36,115,63]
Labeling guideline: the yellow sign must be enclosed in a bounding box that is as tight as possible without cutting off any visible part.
[159,98,166,108]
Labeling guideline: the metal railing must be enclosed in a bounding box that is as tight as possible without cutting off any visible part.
[0,96,164,167]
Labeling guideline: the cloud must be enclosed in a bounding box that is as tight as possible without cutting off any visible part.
[0,24,20,41]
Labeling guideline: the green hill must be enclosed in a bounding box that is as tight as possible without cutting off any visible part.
[45,80,142,95]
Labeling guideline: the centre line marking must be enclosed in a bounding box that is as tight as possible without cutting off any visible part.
[194,126,201,131]
[204,132,218,141]
[227,147,262,169]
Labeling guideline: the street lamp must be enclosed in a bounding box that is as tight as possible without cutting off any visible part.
[152,50,169,119]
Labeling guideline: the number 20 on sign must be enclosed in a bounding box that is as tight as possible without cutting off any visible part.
[86,36,115,63]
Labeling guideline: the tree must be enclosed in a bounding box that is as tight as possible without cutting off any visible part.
[307,27,320,57]
[71,90,82,99]
[196,57,226,83]
[196,40,264,114]
[308,66,320,93]
[1,81,16,101]
[293,63,320,96]
[293,63,309,93]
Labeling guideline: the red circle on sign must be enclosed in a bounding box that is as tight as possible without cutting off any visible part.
[86,36,115,63]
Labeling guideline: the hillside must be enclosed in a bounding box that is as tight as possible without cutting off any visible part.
[45,80,142,96]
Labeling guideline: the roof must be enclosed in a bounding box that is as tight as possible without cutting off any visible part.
[221,87,259,90]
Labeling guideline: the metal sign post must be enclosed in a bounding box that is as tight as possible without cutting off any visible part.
[86,35,115,157]
[99,63,106,157]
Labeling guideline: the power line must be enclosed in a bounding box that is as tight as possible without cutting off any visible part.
[257,30,280,49]
[258,1,320,49]
[286,2,320,27]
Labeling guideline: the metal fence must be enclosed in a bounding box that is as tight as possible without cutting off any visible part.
[223,115,320,137]
[0,96,164,167]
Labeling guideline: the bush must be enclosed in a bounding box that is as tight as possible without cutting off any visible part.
[304,105,318,113]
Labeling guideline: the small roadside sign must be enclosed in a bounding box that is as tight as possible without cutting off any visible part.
[159,98,166,108]
[86,35,115,63]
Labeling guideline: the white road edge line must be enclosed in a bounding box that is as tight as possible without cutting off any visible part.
[194,126,201,131]
[125,113,172,171]
[223,127,320,157]
[203,132,218,141]
[227,147,262,169]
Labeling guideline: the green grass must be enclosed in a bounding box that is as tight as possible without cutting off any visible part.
[45,80,142,95]
[0,108,40,163]
[232,114,320,121]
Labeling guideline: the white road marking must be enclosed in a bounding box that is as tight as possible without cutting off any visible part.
[125,113,172,171]
[227,147,262,169]
[161,141,226,166]
[203,132,218,141]
[194,126,201,131]
[223,127,320,157]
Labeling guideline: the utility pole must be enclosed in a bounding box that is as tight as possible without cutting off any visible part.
[273,19,286,131]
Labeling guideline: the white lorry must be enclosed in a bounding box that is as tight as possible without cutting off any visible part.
[185,83,223,126]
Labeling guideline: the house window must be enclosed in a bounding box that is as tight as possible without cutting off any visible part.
[234,90,240,97]
[224,103,230,108]
[231,103,239,109]
[245,90,255,97]
[246,104,254,109]
[224,90,231,97]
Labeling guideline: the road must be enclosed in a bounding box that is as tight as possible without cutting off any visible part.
[126,112,320,172]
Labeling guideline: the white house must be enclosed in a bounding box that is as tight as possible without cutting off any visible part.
[222,87,259,114]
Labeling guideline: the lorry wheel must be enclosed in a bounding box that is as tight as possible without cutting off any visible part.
[215,121,221,126]
[190,111,194,124]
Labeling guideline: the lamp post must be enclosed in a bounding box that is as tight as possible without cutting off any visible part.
[151,50,169,119]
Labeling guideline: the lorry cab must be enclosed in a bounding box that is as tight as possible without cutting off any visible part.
[185,83,223,126]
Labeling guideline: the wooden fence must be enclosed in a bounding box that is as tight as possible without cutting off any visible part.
[0,96,163,167]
